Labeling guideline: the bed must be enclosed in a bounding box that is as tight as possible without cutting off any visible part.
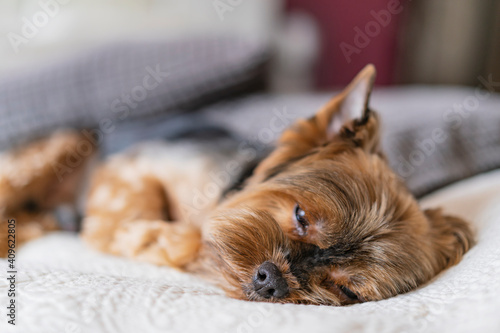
[0,167,498,333]
[1,38,499,333]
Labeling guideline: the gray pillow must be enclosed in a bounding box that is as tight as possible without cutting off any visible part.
[0,37,269,150]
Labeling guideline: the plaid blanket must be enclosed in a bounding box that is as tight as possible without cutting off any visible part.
[1,37,499,197]
[0,37,269,150]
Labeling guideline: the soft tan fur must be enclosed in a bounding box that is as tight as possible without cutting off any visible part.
[0,65,474,306]
[0,132,89,254]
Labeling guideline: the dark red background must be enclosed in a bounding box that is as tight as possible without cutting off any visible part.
[286,0,406,88]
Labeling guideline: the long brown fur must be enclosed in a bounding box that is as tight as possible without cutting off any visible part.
[0,65,474,305]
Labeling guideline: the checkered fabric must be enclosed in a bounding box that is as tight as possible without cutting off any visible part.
[1,39,498,197]
[0,37,269,150]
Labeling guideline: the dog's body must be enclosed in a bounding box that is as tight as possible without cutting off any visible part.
[82,136,255,268]
[0,65,474,305]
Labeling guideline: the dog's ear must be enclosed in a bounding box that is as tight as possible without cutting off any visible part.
[249,65,379,183]
[318,64,376,139]
[425,208,475,270]
[278,64,379,154]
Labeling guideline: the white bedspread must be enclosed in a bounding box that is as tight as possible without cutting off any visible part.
[1,170,500,333]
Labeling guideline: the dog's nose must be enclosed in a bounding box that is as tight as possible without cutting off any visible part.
[253,261,289,299]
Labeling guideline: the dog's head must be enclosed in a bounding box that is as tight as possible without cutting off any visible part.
[204,65,474,305]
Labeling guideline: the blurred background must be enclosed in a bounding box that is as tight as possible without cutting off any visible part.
[1,0,500,160]
[1,0,499,91]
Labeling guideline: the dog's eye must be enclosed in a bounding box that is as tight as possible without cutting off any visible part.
[294,204,309,236]
[339,285,359,302]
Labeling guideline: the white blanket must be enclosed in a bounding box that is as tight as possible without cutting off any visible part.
[1,170,500,333]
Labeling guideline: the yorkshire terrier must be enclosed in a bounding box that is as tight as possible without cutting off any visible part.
[0,65,474,305]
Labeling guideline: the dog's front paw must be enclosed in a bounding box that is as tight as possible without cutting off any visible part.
[111,220,201,267]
